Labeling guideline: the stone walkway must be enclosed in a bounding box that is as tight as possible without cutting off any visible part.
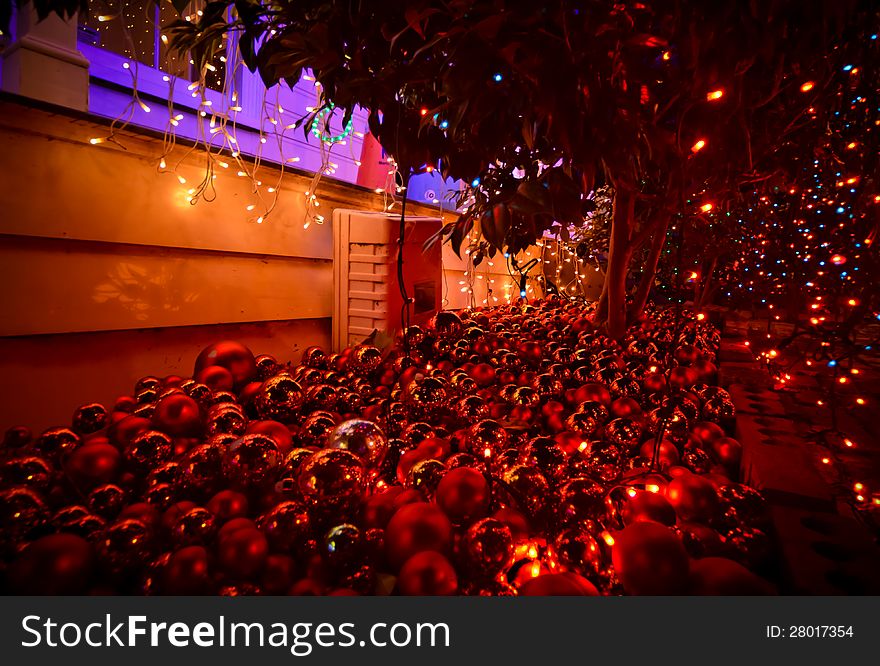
[719,315,880,594]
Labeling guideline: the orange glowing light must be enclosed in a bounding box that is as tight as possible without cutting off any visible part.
[662,51,671,61]
[800,81,814,92]
[696,313,706,321]
[856,398,865,405]
[846,142,858,149]
[699,203,713,213]
[691,139,706,153]
[847,298,858,306]
[830,254,846,265]
[706,89,724,101]
[821,457,831,464]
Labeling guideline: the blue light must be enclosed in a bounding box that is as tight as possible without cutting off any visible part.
[439,120,448,129]
[843,64,853,71]
[471,177,481,187]
[828,360,837,367]
[520,290,526,298]
[493,73,503,82]
[836,206,845,213]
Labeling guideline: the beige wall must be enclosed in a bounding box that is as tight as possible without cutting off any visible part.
[0,99,449,432]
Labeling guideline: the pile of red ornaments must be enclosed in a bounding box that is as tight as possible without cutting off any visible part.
[0,298,776,595]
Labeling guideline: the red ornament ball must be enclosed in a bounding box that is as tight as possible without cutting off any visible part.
[398,551,458,595]
[435,467,489,524]
[384,502,452,570]
[611,521,690,595]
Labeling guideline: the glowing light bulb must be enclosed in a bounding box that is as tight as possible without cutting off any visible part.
[691,139,706,153]
[800,81,814,92]
[706,89,724,101]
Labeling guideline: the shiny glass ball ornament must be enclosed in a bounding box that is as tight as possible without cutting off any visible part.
[224,434,282,488]
[323,523,364,574]
[511,386,539,407]
[584,445,625,483]
[207,391,238,406]
[143,483,179,512]
[403,325,426,348]
[663,394,700,421]
[565,411,600,438]
[336,389,364,414]
[298,412,338,448]
[88,483,127,519]
[135,376,162,393]
[258,501,312,551]
[304,384,339,412]
[125,430,173,473]
[298,449,365,511]
[254,374,304,423]
[206,403,248,437]
[349,345,382,376]
[467,419,509,461]
[301,346,328,369]
[194,341,258,388]
[576,400,610,423]
[446,452,482,471]
[405,376,448,416]
[97,518,154,575]
[280,447,318,480]
[647,407,690,445]
[682,448,713,474]
[449,373,478,394]
[60,512,107,541]
[610,377,641,399]
[717,484,770,528]
[401,422,437,448]
[595,354,623,371]
[429,311,463,339]
[329,419,389,468]
[180,442,227,496]
[183,381,212,404]
[699,386,730,402]
[461,517,514,580]
[702,396,736,423]
[34,426,81,462]
[3,425,33,452]
[725,526,772,570]
[498,383,520,404]
[554,527,604,578]
[0,486,48,539]
[146,461,181,488]
[522,437,567,482]
[593,366,623,386]
[556,477,606,527]
[531,373,563,400]
[407,459,446,500]
[72,403,109,435]
[254,354,281,380]
[172,507,216,546]
[501,465,549,521]
[452,395,489,423]
[1,456,53,491]
[604,418,643,450]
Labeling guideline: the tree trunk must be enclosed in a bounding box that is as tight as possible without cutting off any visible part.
[595,278,609,320]
[628,214,670,322]
[605,187,635,339]
[696,256,718,308]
